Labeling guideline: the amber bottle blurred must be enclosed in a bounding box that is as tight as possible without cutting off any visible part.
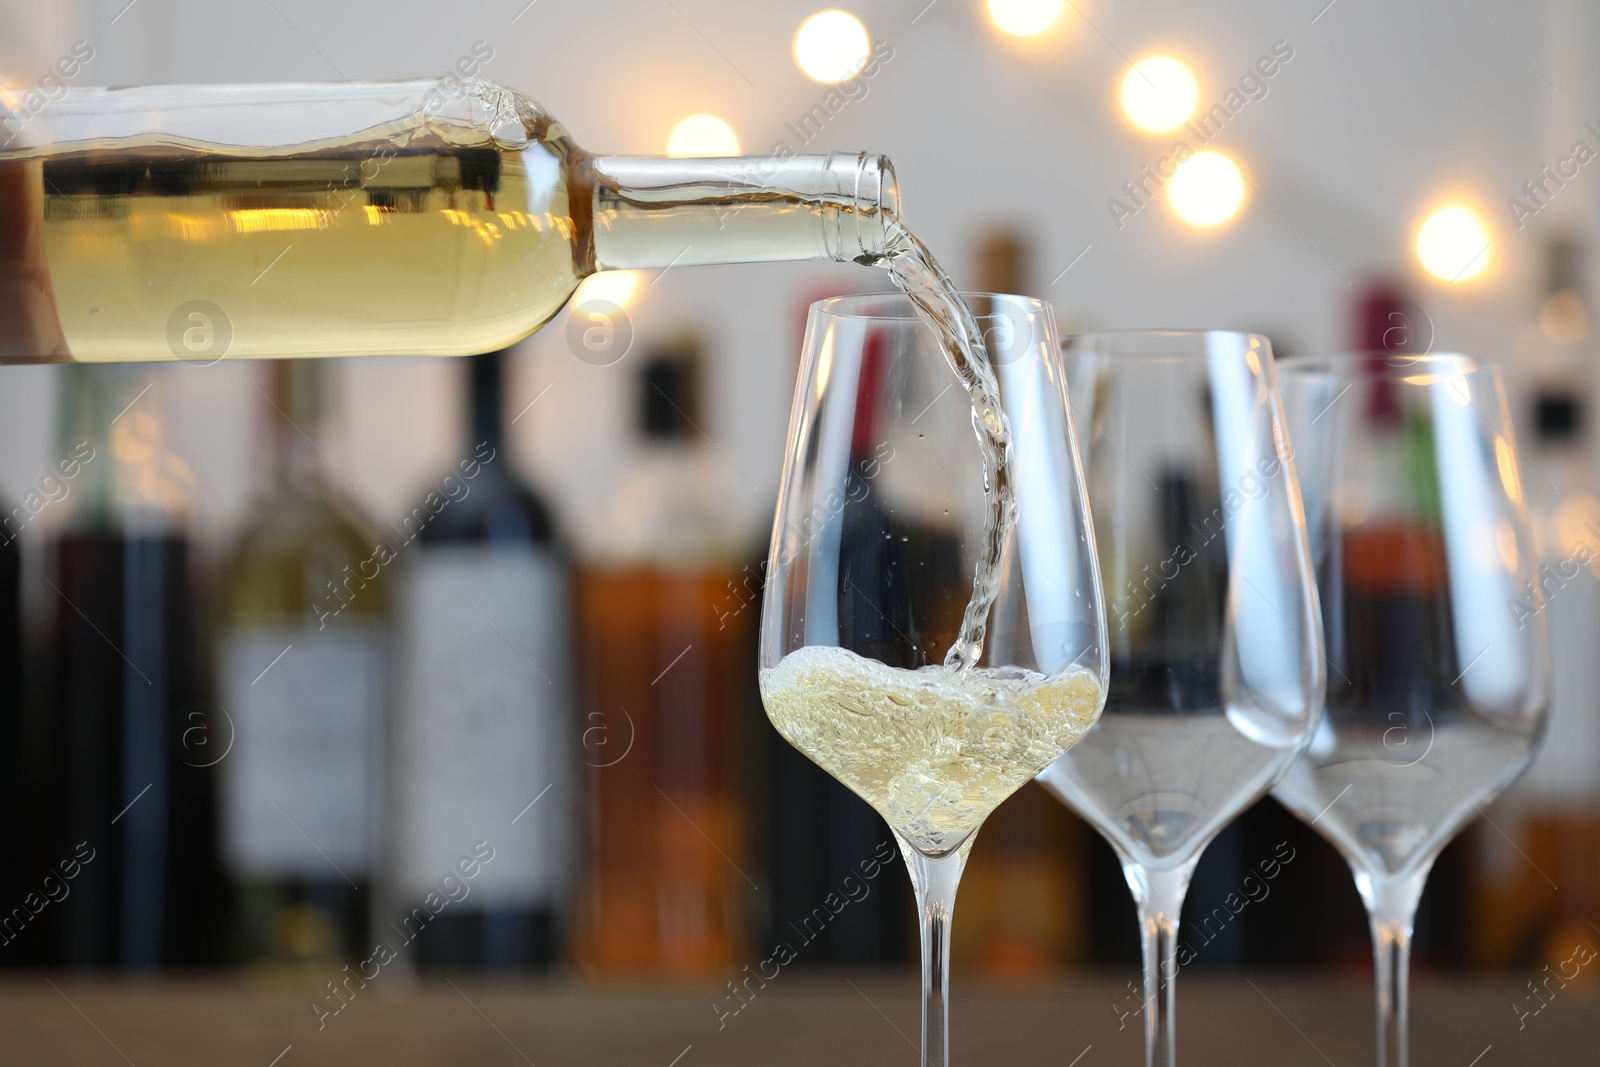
[571,337,749,976]
[1477,238,1600,968]
[947,232,1089,973]
[0,477,23,967]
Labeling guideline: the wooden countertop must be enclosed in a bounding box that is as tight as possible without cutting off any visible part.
[2,972,1593,1065]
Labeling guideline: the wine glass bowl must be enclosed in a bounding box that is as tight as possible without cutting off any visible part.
[759,292,1107,1065]
[1272,352,1550,1067]
[1035,330,1325,1067]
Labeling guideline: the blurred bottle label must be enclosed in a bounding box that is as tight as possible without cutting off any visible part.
[393,547,570,909]
[220,628,384,877]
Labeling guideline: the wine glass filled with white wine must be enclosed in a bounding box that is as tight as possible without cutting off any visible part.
[760,292,1107,1067]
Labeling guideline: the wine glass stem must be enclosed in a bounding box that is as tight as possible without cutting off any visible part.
[906,847,964,1067]
[1129,860,1197,1067]
[1356,869,1428,1067]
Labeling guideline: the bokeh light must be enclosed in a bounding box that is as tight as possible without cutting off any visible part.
[1119,56,1199,134]
[574,270,644,313]
[1166,151,1246,227]
[986,0,1062,38]
[1416,205,1491,282]
[1540,289,1589,343]
[794,10,871,84]
[666,114,741,157]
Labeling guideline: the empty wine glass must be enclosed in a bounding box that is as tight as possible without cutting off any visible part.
[1272,353,1551,1067]
[759,293,1107,1067]
[1036,330,1325,1067]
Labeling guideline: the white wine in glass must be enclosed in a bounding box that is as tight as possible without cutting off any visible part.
[760,292,1107,1067]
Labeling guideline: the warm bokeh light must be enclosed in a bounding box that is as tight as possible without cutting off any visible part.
[574,270,644,312]
[1416,205,1491,282]
[666,113,741,157]
[1119,56,1199,133]
[793,10,871,84]
[1555,493,1600,572]
[1166,151,1246,227]
[1540,288,1589,342]
[986,0,1062,37]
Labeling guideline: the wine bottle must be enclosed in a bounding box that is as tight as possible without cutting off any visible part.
[1484,238,1600,965]
[0,483,22,967]
[737,288,911,967]
[571,337,750,976]
[1317,283,1473,970]
[952,231,1087,973]
[388,347,572,970]
[39,365,221,969]
[1512,385,1600,958]
[0,80,898,362]
[218,360,388,969]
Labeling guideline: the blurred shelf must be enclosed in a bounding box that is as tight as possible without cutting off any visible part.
[1,972,1592,1065]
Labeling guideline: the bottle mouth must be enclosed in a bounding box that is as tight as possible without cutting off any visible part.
[823,152,900,262]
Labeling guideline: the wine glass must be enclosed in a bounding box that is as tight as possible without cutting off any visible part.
[1272,353,1550,1067]
[759,293,1107,1067]
[1035,330,1325,1067]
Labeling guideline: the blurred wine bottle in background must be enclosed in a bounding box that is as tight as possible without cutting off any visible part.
[39,365,221,969]
[1486,238,1600,966]
[754,293,912,967]
[571,337,748,977]
[218,361,387,970]
[953,231,1087,973]
[1296,283,1472,970]
[390,347,573,970]
[0,478,22,968]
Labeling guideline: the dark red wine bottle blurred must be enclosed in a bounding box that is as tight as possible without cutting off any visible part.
[39,366,223,969]
[389,348,574,970]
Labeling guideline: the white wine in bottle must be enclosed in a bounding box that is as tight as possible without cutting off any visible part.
[0,79,899,362]
[218,361,388,970]
[4,81,1013,658]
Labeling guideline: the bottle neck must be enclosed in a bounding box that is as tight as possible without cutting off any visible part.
[62,364,191,532]
[267,361,331,491]
[580,152,900,272]
[470,349,506,453]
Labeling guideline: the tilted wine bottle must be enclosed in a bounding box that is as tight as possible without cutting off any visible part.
[0,80,898,362]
